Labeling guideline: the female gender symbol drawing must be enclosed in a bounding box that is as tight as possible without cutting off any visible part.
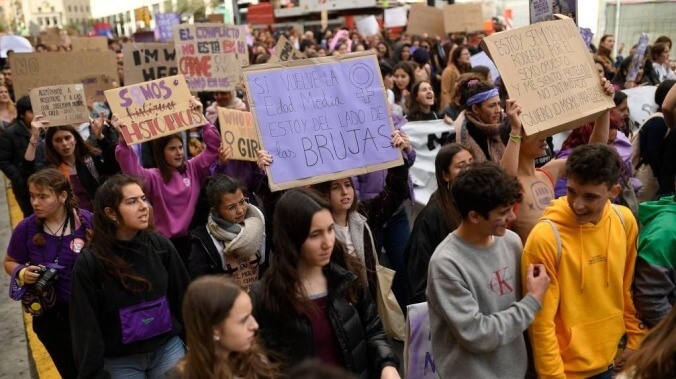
[349,63,375,104]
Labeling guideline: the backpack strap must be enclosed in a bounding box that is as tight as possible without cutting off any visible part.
[539,219,562,268]
[610,204,627,234]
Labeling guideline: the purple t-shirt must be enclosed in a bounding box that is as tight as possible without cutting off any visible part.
[7,210,93,303]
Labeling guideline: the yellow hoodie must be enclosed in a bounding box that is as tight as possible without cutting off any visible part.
[522,197,646,379]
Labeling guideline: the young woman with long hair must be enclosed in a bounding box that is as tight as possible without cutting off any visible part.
[24,114,120,211]
[439,46,471,113]
[70,174,191,378]
[4,168,93,378]
[0,84,16,123]
[113,97,221,264]
[455,74,505,163]
[392,62,415,115]
[405,143,473,303]
[407,80,438,122]
[251,188,400,378]
[171,276,278,379]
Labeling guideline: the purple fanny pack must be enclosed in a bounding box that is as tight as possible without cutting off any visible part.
[119,296,173,345]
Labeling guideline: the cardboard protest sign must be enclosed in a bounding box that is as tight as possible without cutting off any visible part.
[384,7,407,28]
[123,43,178,85]
[579,27,593,49]
[624,86,657,127]
[71,37,108,52]
[30,84,90,125]
[443,3,484,33]
[174,23,249,92]
[404,302,436,378]
[39,28,61,47]
[218,108,260,162]
[81,74,115,102]
[407,5,445,39]
[154,13,180,42]
[530,0,577,24]
[104,75,207,145]
[357,15,380,37]
[481,16,614,140]
[272,36,304,62]
[243,51,404,191]
[10,52,118,99]
[627,34,650,82]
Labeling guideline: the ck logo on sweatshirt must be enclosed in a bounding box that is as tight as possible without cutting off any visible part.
[489,267,514,296]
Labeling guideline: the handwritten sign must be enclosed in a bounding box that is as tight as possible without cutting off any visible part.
[104,75,207,145]
[407,5,445,38]
[123,43,178,85]
[272,36,304,62]
[530,0,553,24]
[443,3,484,33]
[10,52,118,99]
[30,84,90,125]
[481,17,614,140]
[404,302,436,379]
[627,34,650,82]
[154,13,180,42]
[71,37,108,52]
[218,108,260,162]
[243,51,403,191]
[173,23,249,92]
[81,74,115,102]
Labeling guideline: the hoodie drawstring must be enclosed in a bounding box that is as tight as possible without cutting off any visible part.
[579,228,584,291]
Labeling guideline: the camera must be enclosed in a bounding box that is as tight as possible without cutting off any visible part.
[33,266,58,296]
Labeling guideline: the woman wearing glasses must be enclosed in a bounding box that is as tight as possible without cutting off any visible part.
[189,175,265,291]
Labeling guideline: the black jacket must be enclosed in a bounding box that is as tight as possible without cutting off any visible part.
[189,225,226,279]
[251,263,398,378]
[404,194,454,303]
[0,120,41,216]
[70,232,190,379]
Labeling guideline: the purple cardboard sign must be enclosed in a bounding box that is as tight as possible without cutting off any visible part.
[627,34,650,82]
[154,13,180,42]
[244,52,403,190]
[405,302,436,379]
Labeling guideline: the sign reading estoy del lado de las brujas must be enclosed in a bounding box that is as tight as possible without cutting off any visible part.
[173,23,249,92]
[104,74,207,145]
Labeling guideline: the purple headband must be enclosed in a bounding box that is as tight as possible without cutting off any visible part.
[466,88,499,107]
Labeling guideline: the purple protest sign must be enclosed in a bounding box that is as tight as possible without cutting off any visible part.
[243,52,403,191]
[579,27,593,49]
[154,13,180,42]
[405,302,436,379]
[627,34,650,82]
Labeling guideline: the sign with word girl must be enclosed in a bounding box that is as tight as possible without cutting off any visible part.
[481,16,614,140]
[173,23,249,92]
[104,75,207,145]
[29,84,90,125]
[218,108,260,162]
[243,51,403,191]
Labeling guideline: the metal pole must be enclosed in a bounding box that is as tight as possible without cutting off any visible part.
[232,0,241,25]
[613,0,621,58]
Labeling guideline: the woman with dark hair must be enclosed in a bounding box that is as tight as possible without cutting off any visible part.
[24,115,120,211]
[392,62,415,115]
[171,276,278,379]
[439,46,471,113]
[392,42,411,64]
[70,174,190,378]
[4,168,93,378]
[251,188,400,378]
[376,41,392,65]
[189,175,265,288]
[455,75,505,162]
[113,97,220,264]
[612,54,645,89]
[407,80,438,121]
[644,43,676,84]
[595,34,622,80]
[405,143,473,303]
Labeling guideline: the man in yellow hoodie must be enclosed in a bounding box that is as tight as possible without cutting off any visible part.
[522,144,646,379]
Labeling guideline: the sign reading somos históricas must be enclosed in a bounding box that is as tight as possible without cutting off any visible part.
[104,75,207,145]
[481,16,614,139]
[243,51,403,191]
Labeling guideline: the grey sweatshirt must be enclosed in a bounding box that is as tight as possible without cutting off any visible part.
[426,230,541,379]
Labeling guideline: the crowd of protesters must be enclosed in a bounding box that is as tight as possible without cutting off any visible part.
[1,18,675,379]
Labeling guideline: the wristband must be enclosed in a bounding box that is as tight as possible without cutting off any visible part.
[509,133,522,143]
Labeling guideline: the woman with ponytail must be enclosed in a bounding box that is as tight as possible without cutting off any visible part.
[3,167,93,378]
[171,276,278,379]
[70,174,190,378]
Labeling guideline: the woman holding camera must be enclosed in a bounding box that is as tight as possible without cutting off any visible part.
[3,167,93,378]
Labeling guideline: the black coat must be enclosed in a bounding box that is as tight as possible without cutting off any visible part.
[250,263,398,378]
[189,225,226,279]
[0,120,42,216]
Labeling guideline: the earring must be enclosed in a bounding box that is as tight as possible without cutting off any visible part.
[213,335,220,341]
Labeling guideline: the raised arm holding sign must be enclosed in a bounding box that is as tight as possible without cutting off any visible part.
[244,51,403,191]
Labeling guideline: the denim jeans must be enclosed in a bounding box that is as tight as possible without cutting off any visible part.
[104,335,185,379]
[587,366,613,379]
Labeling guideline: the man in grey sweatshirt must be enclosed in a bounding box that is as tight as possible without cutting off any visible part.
[427,162,550,378]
